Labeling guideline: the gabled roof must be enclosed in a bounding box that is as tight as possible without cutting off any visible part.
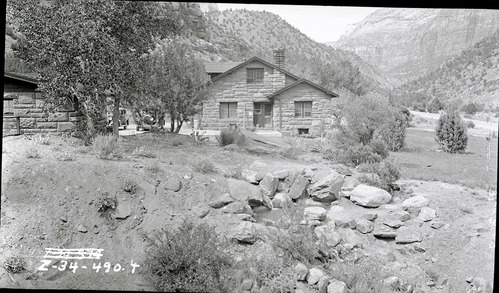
[266,78,339,99]
[4,72,39,85]
[208,56,302,84]
[204,61,242,73]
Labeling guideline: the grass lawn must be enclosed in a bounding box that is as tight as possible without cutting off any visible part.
[391,128,498,190]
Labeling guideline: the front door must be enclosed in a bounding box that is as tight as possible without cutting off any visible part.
[253,102,273,128]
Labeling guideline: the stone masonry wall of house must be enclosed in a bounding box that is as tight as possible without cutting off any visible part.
[201,60,297,129]
[272,83,336,136]
[4,91,83,134]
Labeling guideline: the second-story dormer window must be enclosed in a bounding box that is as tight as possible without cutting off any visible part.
[247,68,264,84]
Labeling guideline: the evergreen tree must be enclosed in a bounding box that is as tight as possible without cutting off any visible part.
[435,109,468,153]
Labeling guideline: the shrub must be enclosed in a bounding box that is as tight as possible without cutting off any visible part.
[170,136,184,147]
[357,159,401,191]
[216,127,245,146]
[147,161,161,173]
[95,193,117,220]
[467,121,475,128]
[25,147,40,158]
[122,177,138,193]
[92,135,124,159]
[57,150,76,161]
[192,158,216,173]
[380,111,410,151]
[132,146,156,158]
[142,220,234,292]
[461,102,481,115]
[33,133,51,145]
[224,165,242,179]
[427,98,444,113]
[435,109,468,153]
[3,256,26,274]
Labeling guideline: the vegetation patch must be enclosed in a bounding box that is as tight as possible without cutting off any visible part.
[3,256,26,274]
[435,109,468,153]
[25,147,40,158]
[142,220,234,292]
[132,146,156,158]
[96,193,117,220]
[192,157,216,174]
[56,150,76,161]
[122,177,138,194]
[92,135,124,159]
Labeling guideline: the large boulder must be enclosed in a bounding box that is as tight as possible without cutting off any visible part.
[288,175,309,200]
[395,227,423,244]
[392,210,411,222]
[241,169,259,184]
[315,224,342,247]
[272,193,292,209]
[259,173,279,198]
[208,193,234,208]
[273,169,290,180]
[402,195,429,213]
[309,171,344,203]
[326,205,355,228]
[350,184,392,207]
[304,207,327,222]
[230,222,259,244]
[227,178,272,210]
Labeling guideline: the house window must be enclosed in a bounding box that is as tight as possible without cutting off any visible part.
[3,99,14,115]
[298,128,309,135]
[220,102,237,119]
[247,68,264,84]
[294,101,312,118]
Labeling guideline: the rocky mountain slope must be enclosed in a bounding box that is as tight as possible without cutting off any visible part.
[203,9,393,94]
[394,29,499,108]
[328,8,499,84]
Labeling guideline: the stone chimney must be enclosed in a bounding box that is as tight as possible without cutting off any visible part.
[273,49,285,68]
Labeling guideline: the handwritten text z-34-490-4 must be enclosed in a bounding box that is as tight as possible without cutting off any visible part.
[38,259,140,274]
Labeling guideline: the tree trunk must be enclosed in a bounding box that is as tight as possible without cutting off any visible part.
[112,95,120,138]
[175,120,183,133]
[170,113,175,133]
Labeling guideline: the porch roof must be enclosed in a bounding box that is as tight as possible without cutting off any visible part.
[265,78,339,99]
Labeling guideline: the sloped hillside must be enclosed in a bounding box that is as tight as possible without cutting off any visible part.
[204,9,393,94]
[328,8,499,84]
[394,29,499,108]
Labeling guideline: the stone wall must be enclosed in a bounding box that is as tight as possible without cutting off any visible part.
[201,60,297,129]
[272,83,337,136]
[3,91,83,134]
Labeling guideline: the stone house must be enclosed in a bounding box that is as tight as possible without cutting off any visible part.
[3,72,83,135]
[201,51,339,136]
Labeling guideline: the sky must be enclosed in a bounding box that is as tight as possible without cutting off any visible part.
[215,3,379,43]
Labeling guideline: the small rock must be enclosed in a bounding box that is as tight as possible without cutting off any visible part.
[273,169,290,180]
[318,276,330,293]
[112,202,132,219]
[362,213,378,221]
[339,190,351,198]
[393,210,411,222]
[208,193,234,208]
[373,226,397,239]
[231,222,258,244]
[395,227,423,244]
[348,219,357,229]
[465,276,474,283]
[288,175,309,200]
[413,243,426,253]
[384,218,405,229]
[344,243,354,250]
[470,277,489,292]
[77,224,87,233]
[294,262,308,281]
[60,216,67,222]
[192,205,210,218]
[272,193,292,209]
[417,207,437,222]
[183,173,193,180]
[356,219,374,234]
[327,279,348,293]
[241,278,253,290]
[259,173,279,198]
[241,169,259,184]
[221,201,254,216]
[163,177,182,192]
[304,207,327,222]
[383,276,400,290]
[402,195,429,212]
[427,280,435,287]
[306,268,327,285]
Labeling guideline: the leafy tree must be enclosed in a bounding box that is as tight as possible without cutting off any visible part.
[427,98,444,113]
[328,94,408,165]
[138,37,208,133]
[10,0,178,138]
[435,109,468,153]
